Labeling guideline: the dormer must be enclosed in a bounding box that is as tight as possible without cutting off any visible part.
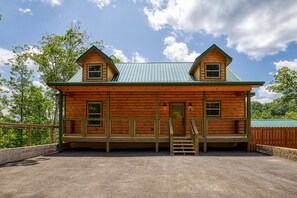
[189,44,232,81]
[76,46,119,82]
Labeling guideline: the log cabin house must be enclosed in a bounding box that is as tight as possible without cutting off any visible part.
[48,44,264,155]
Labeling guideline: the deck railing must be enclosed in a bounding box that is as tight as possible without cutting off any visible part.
[190,119,199,155]
[0,122,58,147]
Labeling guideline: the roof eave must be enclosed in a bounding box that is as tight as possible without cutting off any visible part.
[47,81,265,87]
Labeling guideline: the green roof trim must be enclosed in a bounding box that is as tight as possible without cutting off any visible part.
[189,44,232,74]
[251,119,297,127]
[76,45,119,74]
[48,81,264,86]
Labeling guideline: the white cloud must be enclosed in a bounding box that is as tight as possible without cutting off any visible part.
[90,0,111,9]
[0,47,14,66]
[132,52,147,63]
[253,86,281,104]
[19,8,33,15]
[33,81,47,90]
[273,59,297,71]
[144,0,297,59]
[41,0,62,6]
[112,48,148,63]
[163,36,199,62]
[112,49,129,63]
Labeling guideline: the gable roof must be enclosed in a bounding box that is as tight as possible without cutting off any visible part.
[69,62,242,83]
[189,44,232,74]
[76,45,119,74]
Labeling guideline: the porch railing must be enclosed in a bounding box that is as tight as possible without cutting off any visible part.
[63,117,170,138]
[190,119,199,155]
[62,117,249,139]
[205,117,247,136]
[168,118,173,155]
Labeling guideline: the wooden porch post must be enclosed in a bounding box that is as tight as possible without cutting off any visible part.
[202,91,207,152]
[106,91,110,152]
[246,91,251,152]
[155,92,159,152]
[58,90,63,152]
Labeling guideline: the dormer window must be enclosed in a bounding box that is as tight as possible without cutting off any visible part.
[205,63,220,78]
[87,64,102,79]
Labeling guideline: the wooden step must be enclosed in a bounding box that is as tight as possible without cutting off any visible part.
[173,143,193,146]
[173,151,196,154]
[173,139,193,143]
[173,147,194,150]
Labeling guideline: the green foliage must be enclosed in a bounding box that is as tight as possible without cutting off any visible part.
[110,55,121,63]
[268,67,297,104]
[30,22,104,83]
[5,45,33,122]
[252,99,297,120]
[1,45,54,147]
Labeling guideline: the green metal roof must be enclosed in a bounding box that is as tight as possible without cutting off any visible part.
[251,120,297,127]
[68,62,242,83]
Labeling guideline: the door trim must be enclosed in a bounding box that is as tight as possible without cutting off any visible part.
[169,102,186,136]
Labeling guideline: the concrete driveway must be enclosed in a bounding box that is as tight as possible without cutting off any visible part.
[0,151,296,198]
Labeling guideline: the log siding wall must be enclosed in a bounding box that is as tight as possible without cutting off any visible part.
[65,91,245,136]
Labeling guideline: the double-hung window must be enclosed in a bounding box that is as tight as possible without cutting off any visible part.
[87,64,102,79]
[206,101,220,116]
[87,102,102,126]
[205,63,220,78]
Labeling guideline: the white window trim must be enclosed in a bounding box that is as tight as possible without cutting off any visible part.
[206,101,221,117]
[205,63,221,79]
[87,64,103,80]
[87,102,102,126]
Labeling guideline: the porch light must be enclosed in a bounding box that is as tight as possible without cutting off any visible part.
[187,102,194,111]
[161,102,168,111]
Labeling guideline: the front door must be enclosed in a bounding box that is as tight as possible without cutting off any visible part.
[170,103,185,136]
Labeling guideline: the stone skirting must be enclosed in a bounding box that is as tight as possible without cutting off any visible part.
[257,144,297,161]
[0,144,58,165]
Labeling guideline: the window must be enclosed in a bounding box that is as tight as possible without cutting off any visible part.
[205,63,220,78]
[206,102,220,116]
[87,102,102,126]
[87,64,102,79]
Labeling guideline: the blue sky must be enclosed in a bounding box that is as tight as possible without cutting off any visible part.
[0,0,297,103]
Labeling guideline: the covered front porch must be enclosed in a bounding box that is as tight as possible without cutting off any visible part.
[58,88,252,154]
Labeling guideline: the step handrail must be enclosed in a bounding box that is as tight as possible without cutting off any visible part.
[190,119,199,155]
[168,118,174,155]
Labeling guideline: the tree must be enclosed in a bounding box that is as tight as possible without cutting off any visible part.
[268,67,297,104]
[4,45,34,146]
[30,21,105,127]
[5,45,33,123]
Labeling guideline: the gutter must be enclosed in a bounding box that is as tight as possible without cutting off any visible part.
[47,81,265,87]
